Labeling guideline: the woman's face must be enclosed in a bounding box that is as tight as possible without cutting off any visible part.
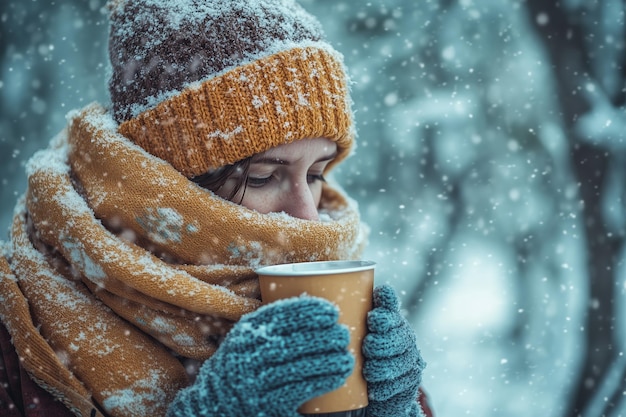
[216,138,337,220]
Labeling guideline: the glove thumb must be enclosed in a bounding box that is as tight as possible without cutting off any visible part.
[373,284,400,312]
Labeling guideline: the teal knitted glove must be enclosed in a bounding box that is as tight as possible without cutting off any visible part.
[363,285,426,417]
[166,296,354,417]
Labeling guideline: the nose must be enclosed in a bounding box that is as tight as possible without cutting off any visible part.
[281,181,319,220]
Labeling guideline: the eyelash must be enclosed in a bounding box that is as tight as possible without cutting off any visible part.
[309,174,326,184]
[246,173,326,188]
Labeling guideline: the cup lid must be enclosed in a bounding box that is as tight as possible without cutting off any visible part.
[255,260,376,276]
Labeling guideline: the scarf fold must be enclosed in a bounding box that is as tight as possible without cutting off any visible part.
[0,103,367,417]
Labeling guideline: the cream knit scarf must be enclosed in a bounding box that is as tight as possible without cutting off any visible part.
[0,104,366,417]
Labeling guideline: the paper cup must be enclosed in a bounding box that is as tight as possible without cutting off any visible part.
[255,260,375,416]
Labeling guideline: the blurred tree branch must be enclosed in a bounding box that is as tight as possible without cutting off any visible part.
[523,1,626,415]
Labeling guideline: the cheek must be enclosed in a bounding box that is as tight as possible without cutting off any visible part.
[239,188,274,214]
[310,182,324,205]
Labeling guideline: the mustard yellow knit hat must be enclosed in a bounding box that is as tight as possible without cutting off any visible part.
[108,0,355,178]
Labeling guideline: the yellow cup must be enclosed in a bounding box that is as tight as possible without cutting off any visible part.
[256,260,375,416]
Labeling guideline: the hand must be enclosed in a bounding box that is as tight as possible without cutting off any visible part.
[166,296,354,417]
[363,285,426,417]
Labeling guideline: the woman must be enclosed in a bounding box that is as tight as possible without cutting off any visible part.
[0,0,431,416]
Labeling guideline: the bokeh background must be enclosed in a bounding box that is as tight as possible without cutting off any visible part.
[1,1,625,416]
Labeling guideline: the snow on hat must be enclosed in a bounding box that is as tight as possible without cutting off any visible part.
[107,0,355,178]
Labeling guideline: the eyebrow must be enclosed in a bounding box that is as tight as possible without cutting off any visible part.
[251,151,338,166]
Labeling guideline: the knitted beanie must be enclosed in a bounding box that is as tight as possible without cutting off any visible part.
[107,0,355,178]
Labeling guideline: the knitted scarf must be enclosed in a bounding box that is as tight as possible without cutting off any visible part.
[0,103,367,417]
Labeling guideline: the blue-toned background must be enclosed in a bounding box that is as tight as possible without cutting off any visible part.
[1,1,625,416]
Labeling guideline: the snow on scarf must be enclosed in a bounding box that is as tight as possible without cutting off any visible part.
[0,103,367,417]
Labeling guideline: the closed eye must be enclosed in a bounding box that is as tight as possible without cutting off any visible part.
[246,175,273,188]
[307,173,326,184]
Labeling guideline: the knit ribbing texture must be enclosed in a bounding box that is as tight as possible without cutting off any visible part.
[119,46,354,178]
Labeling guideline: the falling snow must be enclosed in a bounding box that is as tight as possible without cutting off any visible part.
[1,1,625,416]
